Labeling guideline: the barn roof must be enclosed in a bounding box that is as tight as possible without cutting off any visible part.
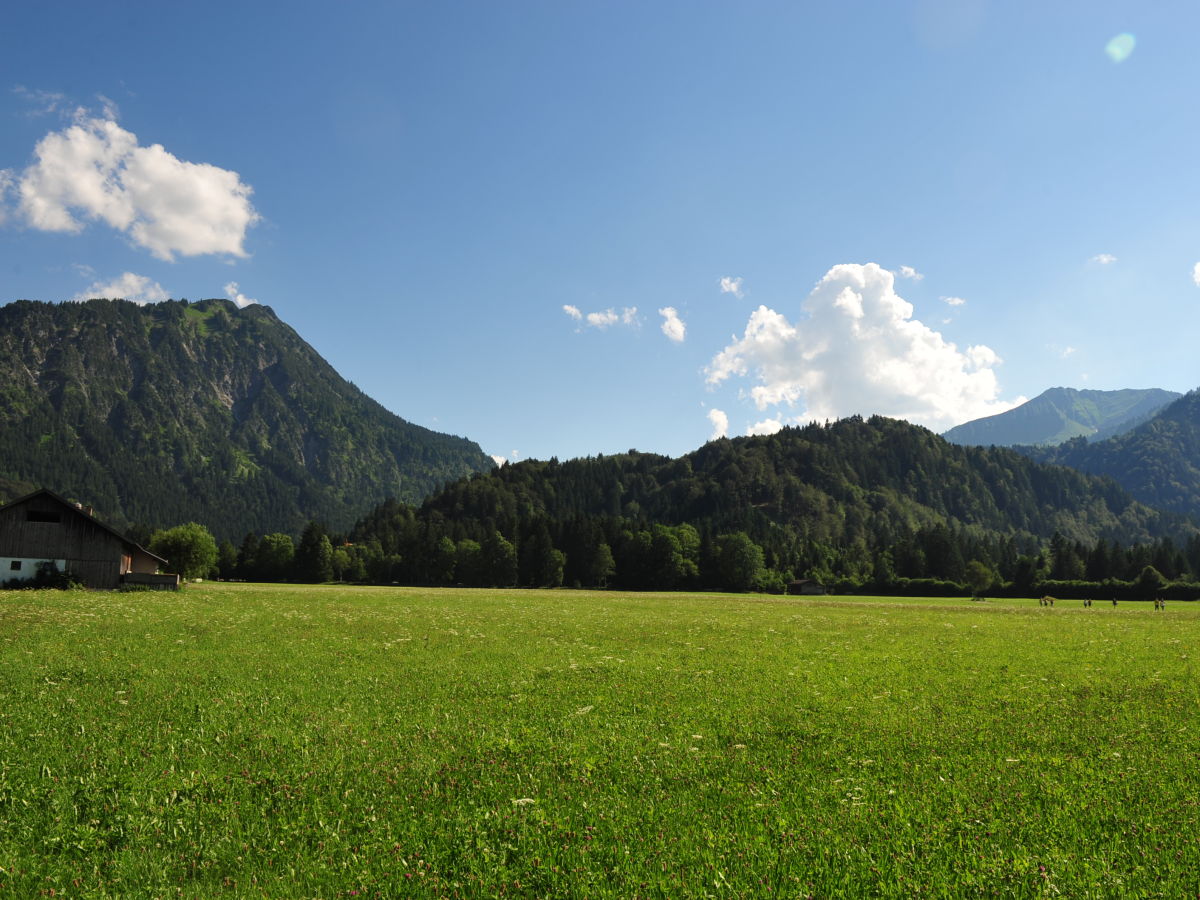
[0,488,168,567]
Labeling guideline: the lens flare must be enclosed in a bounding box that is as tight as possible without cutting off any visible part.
[1105,33,1136,63]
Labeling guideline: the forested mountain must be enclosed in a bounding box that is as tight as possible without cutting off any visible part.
[0,298,493,538]
[1022,389,1200,521]
[342,415,1191,591]
[943,387,1180,447]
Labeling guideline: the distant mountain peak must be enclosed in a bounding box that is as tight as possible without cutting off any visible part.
[943,387,1181,447]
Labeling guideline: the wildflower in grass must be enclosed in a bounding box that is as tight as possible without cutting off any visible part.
[512,798,536,806]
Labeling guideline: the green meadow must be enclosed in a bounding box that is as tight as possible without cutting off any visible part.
[1,585,1198,898]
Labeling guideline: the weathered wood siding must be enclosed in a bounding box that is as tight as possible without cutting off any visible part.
[0,494,126,589]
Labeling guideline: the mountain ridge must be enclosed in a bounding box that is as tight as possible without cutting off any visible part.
[1021,389,1200,521]
[943,387,1181,447]
[0,297,494,538]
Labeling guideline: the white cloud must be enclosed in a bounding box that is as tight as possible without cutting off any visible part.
[587,309,619,327]
[659,306,686,342]
[719,276,744,298]
[1090,253,1117,265]
[15,109,259,260]
[707,408,728,440]
[72,271,169,304]
[746,417,785,436]
[562,304,582,320]
[942,295,967,307]
[898,265,924,281]
[224,281,257,309]
[1192,262,1200,287]
[706,262,1017,430]
[576,306,638,329]
[490,455,507,467]
[1061,346,1076,358]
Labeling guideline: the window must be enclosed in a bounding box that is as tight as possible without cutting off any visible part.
[26,510,61,523]
[9,561,21,571]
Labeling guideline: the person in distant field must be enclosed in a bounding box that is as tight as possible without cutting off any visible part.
[1112,598,1118,607]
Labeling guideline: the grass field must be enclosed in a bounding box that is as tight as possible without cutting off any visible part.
[1,584,1198,898]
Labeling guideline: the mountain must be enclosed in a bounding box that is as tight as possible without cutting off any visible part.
[0,298,493,538]
[347,415,1191,589]
[943,387,1181,447]
[1023,389,1200,522]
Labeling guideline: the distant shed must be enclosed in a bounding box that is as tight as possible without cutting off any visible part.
[0,489,178,590]
[787,579,827,595]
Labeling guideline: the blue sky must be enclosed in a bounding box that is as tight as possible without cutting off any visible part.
[3,1,1199,463]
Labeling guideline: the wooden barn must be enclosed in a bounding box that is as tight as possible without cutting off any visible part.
[787,578,827,595]
[0,489,178,590]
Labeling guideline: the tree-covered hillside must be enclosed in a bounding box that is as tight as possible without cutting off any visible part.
[0,298,493,538]
[344,415,1190,590]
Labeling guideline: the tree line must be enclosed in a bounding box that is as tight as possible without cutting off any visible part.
[145,416,1200,598]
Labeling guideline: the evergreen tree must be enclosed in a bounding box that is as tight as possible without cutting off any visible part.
[482,531,518,587]
[258,533,296,582]
[217,540,239,579]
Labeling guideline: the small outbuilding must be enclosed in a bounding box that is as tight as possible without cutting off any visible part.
[787,578,827,595]
[0,489,179,590]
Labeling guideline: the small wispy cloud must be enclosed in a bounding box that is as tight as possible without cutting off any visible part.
[12,86,69,117]
[0,169,12,225]
[1192,262,1200,287]
[1090,253,1117,265]
[1061,346,1076,358]
[659,306,685,342]
[224,281,257,308]
[941,296,967,307]
[569,306,639,330]
[72,271,169,304]
[719,276,744,299]
[898,265,924,281]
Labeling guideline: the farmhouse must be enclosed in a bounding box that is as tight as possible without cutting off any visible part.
[0,489,179,590]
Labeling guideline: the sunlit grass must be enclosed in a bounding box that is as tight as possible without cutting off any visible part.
[1,584,1197,896]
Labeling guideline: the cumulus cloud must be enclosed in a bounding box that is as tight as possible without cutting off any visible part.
[707,408,729,440]
[942,296,967,307]
[1192,262,1200,287]
[747,417,785,436]
[1090,253,1117,265]
[706,262,1016,430]
[224,281,258,309]
[562,304,582,320]
[72,271,169,304]
[490,455,507,467]
[719,276,744,298]
[898,265,924,281]
[659,306,686,342]
[14,108,259,260]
